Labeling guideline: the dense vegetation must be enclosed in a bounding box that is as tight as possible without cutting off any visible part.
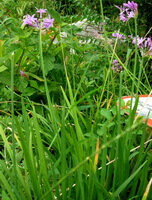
[0,0,152,199]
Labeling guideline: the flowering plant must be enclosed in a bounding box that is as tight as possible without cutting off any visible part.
[112,32,126,40]
[132,36,152,56]
[115,1,138,22]
[22,9,54,30]
[112,60,123,73]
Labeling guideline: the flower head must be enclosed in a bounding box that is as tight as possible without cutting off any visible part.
[22,9,54,30]
[116,1,138,22]
[144,38,152,51]
[112,60,122,73]
[22,14,38,27]
[132,36,152,56]
[123,1,138,10]
[42,18,54,30]
[36,9,47,18]
[112,60,119,65]
[112,32,126,39]
[132,36,146,48]
[20,70,25,77]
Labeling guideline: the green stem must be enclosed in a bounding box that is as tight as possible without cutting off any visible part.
[11,52,17,188]
[132,18,138,95]
[39,30,52,109]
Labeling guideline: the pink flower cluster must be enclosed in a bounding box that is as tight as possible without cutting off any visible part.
[20,70,25,77]
[112,33,126,39]
[132,36,152,51]
[22,9,54,30]
[112,60,123,73]
[132,36,152,56]
[116,1,138,22]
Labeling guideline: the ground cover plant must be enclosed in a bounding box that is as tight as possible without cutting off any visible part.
[0,0,152,199]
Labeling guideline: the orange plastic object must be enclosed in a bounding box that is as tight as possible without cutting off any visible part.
[121,95,152,127]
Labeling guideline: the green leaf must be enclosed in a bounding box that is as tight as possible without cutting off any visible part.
[0,65,7,72]
[24,87,36,96]
[100,108,112,120]
[0,171,16,200]
[26,72,44,82]
[5,44,21,53]
[113,161,147,197]
[116,98,125,107]
[0,71,11,85]
[14,48,23,64]
[48,9,62,24]
[97,127,105,136]
[43,54,55,75]
[2,190,11,200]
[10,26,24,36]
[0,11,4,17]
[15,77,28,91]
[30,80,39,89]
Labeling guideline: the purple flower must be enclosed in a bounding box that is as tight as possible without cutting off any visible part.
[112,60,123,73]
[115,1,138,22]
[42,18,54,30]
[132,36,146,48]
[36,9,47,18]
[112,60,118,65]
[145,38,152,51]
[120,13,127,22]
[20,70,25,77]
[112,32,126,39]
[22,14,38,27]
[22,9,54,30]
[127,11,135,19]
[132,36,152,56]
[123,1,138,10]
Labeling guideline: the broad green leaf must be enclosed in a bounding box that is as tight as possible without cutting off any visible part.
[0,71,11,85]
[5,44,21,53]
[100,108,112,120]
[43,54,55,75]
[48,9,62,24]
[24,87,36,96]
[15,77,28,91]
[14,48,23,64]
[30,80,39,89]
[0,65,7,72]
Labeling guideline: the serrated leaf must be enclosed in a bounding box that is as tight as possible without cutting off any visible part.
[15,77,28,92]
[10,26,24,36]
[100,108,112,120]
[6,44,21,54]
[97,127,105,136]
[24,87,36,96]
[0,71,11,85]
[30,80,39,89]
[14,48,23,64]
[43,54,55,75]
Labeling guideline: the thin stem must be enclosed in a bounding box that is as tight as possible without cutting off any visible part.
[11,52,17,188]
[39,30,52,109]
[132,18,138,95]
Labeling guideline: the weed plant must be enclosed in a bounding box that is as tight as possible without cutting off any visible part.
[0,0,152,200]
